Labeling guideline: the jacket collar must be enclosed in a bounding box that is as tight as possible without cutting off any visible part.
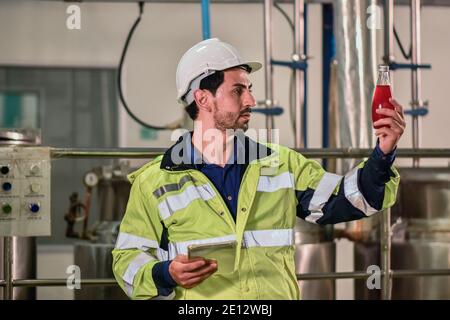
[160,131,273,171]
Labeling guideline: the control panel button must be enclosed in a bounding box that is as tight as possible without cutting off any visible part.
[29,203,40,214]
[30,183,41,194]
[2,203,12,214]
[2,182,12,192]
[30,164,41,176]
[0,166,10,175]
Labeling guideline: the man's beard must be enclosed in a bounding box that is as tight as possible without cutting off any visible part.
[213,104,250,132]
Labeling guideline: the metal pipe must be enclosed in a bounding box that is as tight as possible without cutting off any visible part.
[384,0,395,65]
[3,237,13,300]
[411,0,422,167]
[297,268,450,281]
[201,0,211,40]
[380,208,393,300]
[50,148,167,159]
[384,0,396,138]
[11,279,118,287]
[289,148,450,158]
[294,0,305,148]
[392,269,450,277]
[49,147,450,159]
[3,269,450,288]
[263,0,274,141]
[297,271,370,280]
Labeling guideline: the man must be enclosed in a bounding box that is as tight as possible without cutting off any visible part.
[112,38,405,299]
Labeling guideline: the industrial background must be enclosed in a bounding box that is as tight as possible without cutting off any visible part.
[1,0,449,300]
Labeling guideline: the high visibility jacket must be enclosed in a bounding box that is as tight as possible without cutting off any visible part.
[112,134,400,300]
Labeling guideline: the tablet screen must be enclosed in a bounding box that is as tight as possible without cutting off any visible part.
[188,240,237,274]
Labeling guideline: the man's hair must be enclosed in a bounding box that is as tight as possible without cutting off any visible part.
[185,70,225,120]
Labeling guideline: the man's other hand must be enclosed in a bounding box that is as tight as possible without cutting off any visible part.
[373,98,406,154]
[168,255,218,289]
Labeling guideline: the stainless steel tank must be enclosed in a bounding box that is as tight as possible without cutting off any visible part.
[355,167,450,299]
[391,241,450,299]
[74,222,125,300]
[294,219,336,299]
[73,164,131,299]
[0,129,40,300]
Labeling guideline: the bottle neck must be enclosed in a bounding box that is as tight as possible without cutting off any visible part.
[377,71,391,86]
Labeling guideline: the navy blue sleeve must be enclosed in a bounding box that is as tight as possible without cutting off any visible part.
[373,139,396,165]
[359,139,396,210]
[296,140,397,225]
[151,223,177,296]
[152,260,177,296]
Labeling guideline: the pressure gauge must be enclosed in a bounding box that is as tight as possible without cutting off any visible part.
[84,172,99,188]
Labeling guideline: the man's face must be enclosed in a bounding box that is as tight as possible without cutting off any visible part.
[211,68,256,131]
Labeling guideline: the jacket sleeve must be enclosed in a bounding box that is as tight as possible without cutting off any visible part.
[292,147,400,225]
[112,175,176,299]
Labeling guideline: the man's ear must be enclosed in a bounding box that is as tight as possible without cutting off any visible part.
[194,89,212,113]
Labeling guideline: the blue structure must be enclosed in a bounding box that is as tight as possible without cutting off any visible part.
[322,4,335,168]
[201,0,211,40]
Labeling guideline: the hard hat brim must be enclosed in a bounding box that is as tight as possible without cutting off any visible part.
[177,61,263,106]
[245,61,263,74]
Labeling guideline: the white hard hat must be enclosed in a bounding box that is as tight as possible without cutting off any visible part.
[176,38,262,106]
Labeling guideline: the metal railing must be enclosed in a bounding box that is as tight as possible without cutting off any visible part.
[2,269,450,287]
[2,147,450,300]
[50,147,450,159]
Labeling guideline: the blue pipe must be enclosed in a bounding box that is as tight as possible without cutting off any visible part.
[404,108,428,116]
[271,59,307,70]
[389,62,431,71]
[201,0,211,40]
[252,107,284,116]
[322,4,334,169]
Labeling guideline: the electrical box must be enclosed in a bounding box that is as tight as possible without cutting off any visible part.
[0,147,51,236]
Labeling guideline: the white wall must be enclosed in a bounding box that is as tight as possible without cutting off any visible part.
[2,0,450,300]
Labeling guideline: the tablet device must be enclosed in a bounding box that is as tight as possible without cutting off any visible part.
[188,240,237,274]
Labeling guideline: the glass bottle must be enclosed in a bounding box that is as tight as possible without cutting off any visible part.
[372,65,394,129]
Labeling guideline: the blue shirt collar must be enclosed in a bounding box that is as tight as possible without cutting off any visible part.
[190,134,246,166]
[160,131,273,171]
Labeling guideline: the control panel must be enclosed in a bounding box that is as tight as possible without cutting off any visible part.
[0,147,51,236]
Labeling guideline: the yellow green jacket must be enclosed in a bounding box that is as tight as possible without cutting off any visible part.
[112,133,400,300]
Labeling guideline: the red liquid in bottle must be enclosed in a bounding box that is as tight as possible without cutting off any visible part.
[372,84,394,129]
